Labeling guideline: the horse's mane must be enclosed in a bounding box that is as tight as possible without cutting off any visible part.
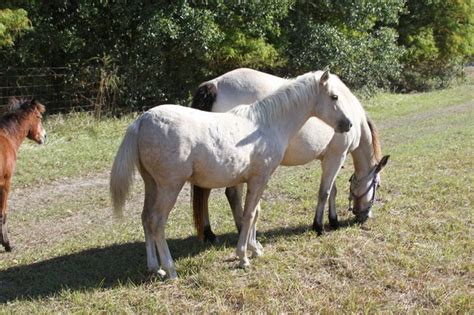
[366,116,382,162]
[0,98,45,134]
[230,71,322,125]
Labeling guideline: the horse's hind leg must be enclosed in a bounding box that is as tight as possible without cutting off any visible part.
[198,187,217,243]
[0,183,12,252]
[225,184,244,233]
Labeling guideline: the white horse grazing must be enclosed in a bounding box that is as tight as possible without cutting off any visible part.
[110,70,352,279]
[191,68,389,243]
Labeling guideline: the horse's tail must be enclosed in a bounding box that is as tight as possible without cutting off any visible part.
[190,82,217,112]
[110,119,141,218]
[191,185,206,241]
[190,82,217,241]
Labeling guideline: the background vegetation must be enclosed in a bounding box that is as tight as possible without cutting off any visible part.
[0,0,473,112]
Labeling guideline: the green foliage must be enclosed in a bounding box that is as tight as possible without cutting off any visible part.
[397,0,474,90]
[0,8,31,46]
[0,0,472,110]
[285,0,406,92]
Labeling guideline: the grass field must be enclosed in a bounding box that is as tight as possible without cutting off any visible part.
[0,74,472,313]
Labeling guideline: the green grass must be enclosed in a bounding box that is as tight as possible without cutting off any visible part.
[0,77,473,313]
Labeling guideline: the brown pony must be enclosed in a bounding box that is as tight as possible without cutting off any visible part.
[0,98,46,252]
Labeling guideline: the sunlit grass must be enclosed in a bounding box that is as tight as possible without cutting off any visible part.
[1,78,473,313]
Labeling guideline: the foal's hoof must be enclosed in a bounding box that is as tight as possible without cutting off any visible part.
[250,248,263,258]
[239,257,250,269]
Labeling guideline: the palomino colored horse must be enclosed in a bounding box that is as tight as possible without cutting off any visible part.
[110,70,352,279]
[191,68,389,244]
[0,98,47,252]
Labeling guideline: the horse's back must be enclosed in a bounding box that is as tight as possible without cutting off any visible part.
[212,68,288,112]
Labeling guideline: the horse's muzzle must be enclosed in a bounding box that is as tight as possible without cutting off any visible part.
[336,118,352,133]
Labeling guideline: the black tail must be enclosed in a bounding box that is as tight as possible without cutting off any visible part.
[191,83,217,112]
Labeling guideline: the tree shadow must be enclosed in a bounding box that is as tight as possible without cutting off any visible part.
[0,218,360,303]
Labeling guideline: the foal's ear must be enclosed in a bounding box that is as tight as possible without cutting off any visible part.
[320,70,330,85]
[375,155,390,173]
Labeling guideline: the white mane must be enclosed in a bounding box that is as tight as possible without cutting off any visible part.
[230,71,324,125]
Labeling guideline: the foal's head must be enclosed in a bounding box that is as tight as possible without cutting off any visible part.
[7,98,47,144]
[314,70,353,134]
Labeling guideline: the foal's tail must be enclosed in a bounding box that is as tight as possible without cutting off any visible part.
[190,82,217,111]
[110,119,141,218]
[190,82,217,240]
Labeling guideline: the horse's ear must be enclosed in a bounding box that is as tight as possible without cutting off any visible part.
[31,99,46,113]
[320,70,330,85]
[375,155,390,173]
[7,97,20,111]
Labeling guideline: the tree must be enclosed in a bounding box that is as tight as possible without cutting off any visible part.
[0,8,31,47]
[397,0,474,90]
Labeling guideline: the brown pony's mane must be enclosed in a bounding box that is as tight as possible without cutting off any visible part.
[0,98,45,135]
[366,116,382,162]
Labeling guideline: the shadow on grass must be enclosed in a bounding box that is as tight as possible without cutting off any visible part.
[0,219,359,303]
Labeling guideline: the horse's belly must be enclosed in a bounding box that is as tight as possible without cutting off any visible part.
[281,118,334,166]
[191,153,251,189]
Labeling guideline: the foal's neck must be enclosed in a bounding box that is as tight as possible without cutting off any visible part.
[0,114,31,150]
[253,75,316,141]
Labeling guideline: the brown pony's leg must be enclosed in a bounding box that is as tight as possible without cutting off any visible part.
[0,182,12,252]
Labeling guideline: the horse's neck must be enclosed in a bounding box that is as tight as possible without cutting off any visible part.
[351,120,376,177]
[0,118,30,150]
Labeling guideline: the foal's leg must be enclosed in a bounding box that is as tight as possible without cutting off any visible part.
[151,184,183,279]
[312,154,346,235]
[141,176,162,275]
[0,182,12,252]
[248,202,263,257]
[236,181,266,268]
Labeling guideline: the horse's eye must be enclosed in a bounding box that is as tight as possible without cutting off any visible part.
[331,95,338,100]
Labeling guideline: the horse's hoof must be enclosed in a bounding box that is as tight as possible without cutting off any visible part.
[204,227,219,244]
[239,257,250,269]
[167,271,178,280]
[312,222,324,236]
[329,217,339,230]
[157,269,167,277]
[2,243,12,252]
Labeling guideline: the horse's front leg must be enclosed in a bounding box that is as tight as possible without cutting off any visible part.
[236,181,266,268]
[328,184,338,229]
[312,154,346,235]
